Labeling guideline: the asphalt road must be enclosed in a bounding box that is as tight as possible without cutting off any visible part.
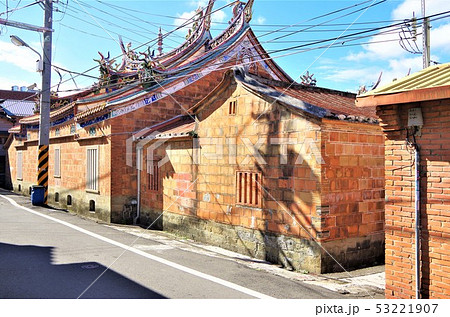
[0,190,344,299]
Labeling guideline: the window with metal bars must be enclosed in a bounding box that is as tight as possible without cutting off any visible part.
[86,147,99,192]
[228,99,237,115]
[54,147,61,177]
[236,171,262,207]
[148,161,160,191]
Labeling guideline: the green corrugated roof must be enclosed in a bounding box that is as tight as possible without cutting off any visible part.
[362,62,450,96]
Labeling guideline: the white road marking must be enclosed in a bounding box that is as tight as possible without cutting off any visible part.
[133,244,174,251]
[0,194,274,299]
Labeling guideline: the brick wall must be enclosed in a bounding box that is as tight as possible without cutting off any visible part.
[320,120,385,271]
[109,70,225,222]
[378,99,450,299]
[8,120,112,222]
[140,83,386,272]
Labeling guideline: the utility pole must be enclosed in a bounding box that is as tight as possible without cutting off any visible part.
[422,0,430,69]
[37,0,53,204]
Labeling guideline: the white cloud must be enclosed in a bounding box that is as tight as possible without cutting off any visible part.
[310,0,450,92]
[430,23,450,53]
[256,16,266,25]
[392,0,450,20]
[382,56,423,83]
[322,67,380,86]
[174,0,228,35]
[0,75,33,91]
[0,40,41,72]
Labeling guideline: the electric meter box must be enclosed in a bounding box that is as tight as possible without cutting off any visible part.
[408,107,423,127]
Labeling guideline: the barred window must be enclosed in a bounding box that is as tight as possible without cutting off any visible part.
[148,161,160,191]
[236,171,262,207]
[86,147,99,191]
[54,148,61,177]
[229,99,237,115]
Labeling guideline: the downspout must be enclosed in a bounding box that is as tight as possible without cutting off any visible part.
[134,145,143,225]
[414,143,421,299]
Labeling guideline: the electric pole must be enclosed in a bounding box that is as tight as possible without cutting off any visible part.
[37,0,53,204]
[422,0,430,68]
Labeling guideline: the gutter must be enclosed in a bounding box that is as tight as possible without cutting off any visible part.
[414,143,421,299]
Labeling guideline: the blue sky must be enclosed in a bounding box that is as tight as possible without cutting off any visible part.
[1,0,450,95]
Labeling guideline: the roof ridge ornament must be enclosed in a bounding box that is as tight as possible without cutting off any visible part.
[244,0,254,23]
[158,27,163,56]
[204,0,215,31]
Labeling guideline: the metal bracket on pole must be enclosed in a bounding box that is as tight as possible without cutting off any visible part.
[0,18,53,33]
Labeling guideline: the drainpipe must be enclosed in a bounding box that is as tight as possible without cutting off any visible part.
[414,143,421,299]
[134,146,143,225]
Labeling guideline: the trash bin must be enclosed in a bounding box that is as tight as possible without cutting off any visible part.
[31,185,45,206]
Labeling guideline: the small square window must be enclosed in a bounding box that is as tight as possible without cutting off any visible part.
[228,99,237,115]
[55,128,60,136]
[70,125,76,134]
[89,127,96,136]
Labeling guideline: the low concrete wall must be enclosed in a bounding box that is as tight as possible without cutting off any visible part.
[12,181,111,223]
[141,210,384,274]
[141,210,324,273]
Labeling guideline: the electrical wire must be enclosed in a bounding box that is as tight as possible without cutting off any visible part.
[93,0,187,42]
[257,0,385,39]
[261,0,387,45]
[42,10,450,96]
[7,4,450,106]
[0,0,39,17]
[79,0,185,44]
[65,1,184,48]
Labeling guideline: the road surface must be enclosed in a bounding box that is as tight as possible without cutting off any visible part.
[0,190,344,299]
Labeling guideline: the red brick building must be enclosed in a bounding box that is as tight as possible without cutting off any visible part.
[6,0,385,273]
[357,63,450,298]
[135,68,385,273]
[6,0,290,223]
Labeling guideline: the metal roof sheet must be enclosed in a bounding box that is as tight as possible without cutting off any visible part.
[0,99,36,117]
[361,62,450,97]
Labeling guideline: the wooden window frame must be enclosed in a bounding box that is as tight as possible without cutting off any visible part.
[236,170,262,208]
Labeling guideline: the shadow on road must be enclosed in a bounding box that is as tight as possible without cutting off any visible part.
[0,242,166,299]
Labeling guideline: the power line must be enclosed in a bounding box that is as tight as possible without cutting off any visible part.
[93,0,187,42]
[76,0,185,46]
[261,0,387,44]
[258,0,385,39]
[0,0,39,17]
[10,3,450,107]
[53,9,450,94]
